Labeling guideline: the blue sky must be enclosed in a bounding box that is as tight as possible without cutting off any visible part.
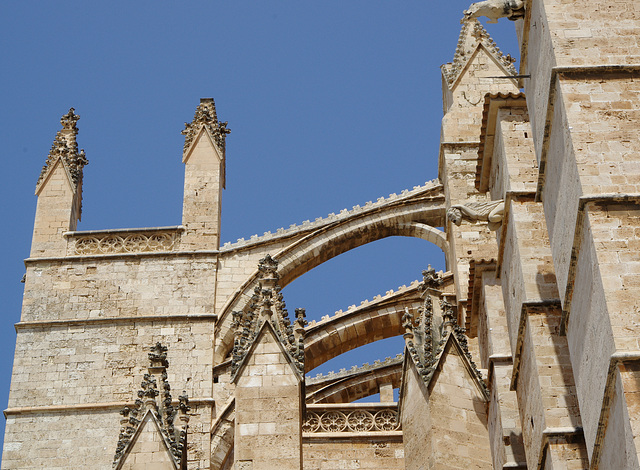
[0,2,518,454]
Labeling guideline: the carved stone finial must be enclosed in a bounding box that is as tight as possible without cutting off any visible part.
[60,107,80,130]
[294,308,308,328]
[36,108,88,191]
[113,344,189,469]
[440,298,456,333]
[446,200,505,230]
[231,310,244,329]
[258,254,279,281]
[178,392,190,414]
[177,391,191,430]
[402,307,414,339]
[149,342,169,368]
[421,265,444,291]
[463,0,525,24]
[230,257,305,380]
[182,98,230,155]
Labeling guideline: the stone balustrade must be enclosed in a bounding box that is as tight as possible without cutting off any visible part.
[303,403,401,434]
[65,226,183,255]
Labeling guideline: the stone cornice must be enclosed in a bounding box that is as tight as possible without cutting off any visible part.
[3,397,214,417]
[14,314,217,331]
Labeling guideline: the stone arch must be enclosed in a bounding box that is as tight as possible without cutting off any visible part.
[210,403,235,470]
[303,272,453,371]
[214,192,447,362]
[303,289,420,372]
[306,362,403,404]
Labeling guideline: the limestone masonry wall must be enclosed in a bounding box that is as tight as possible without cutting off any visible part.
[5,2,640,468]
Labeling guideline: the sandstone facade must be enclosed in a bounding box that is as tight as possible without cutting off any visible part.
[4,1,640,468]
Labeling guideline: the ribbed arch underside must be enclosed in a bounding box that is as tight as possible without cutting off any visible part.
[214,192,447,363]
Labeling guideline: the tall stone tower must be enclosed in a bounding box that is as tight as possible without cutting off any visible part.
[3,2,640,469]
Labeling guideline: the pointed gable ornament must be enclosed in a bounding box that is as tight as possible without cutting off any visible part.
[230,254,306,381]
[181,98,230,159]
[112,343,190,470]
[403,267,488,396]
[441,18,517,89]
[36,108,89,194]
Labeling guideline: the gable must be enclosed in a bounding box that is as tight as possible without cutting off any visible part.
[428,340,492,469]
[115,410,179,470]
[233,320,302,384]
[182,124,223,165]
[34,157,76,197]
[450,44,518,94]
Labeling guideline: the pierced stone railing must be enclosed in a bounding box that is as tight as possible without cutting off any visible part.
[303,404,401,434]
[65,227,183,255]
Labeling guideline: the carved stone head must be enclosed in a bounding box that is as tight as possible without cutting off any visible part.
[446,207,463,226]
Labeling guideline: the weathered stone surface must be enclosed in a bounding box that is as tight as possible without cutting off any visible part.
[5,2,640,468]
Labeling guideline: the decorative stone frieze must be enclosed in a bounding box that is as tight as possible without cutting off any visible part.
[70,229,181,255]
[230,255,306,380]
[303,407,401,433]
[182,98,230,156]
[112,343,190,469]
[36,108,88,192]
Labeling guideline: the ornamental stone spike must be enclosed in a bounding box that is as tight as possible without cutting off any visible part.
[36,107,88,191]
[31,107,88,258]
[180,98,229,250]
[230,255,306,380]
[441,17,517,89]
[181,97,230,156]
[59,107,80,151]
[113,344,190,469]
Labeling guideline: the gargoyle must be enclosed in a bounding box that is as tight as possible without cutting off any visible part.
[463,0,525,24]
[447,199,505,230]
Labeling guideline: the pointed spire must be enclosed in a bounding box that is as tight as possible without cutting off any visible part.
[36,108,88,192]
[181,98,230,156]
[230,255,305,380]
[403,268,488,394]
[441,18,517,89]
[113,343,190,469]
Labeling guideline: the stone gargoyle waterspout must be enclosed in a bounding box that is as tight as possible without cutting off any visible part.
[463,0,525,24]
[446,199,505,231]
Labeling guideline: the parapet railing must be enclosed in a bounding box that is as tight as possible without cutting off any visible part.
[303,403,401,434]
[64,226,183,256]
